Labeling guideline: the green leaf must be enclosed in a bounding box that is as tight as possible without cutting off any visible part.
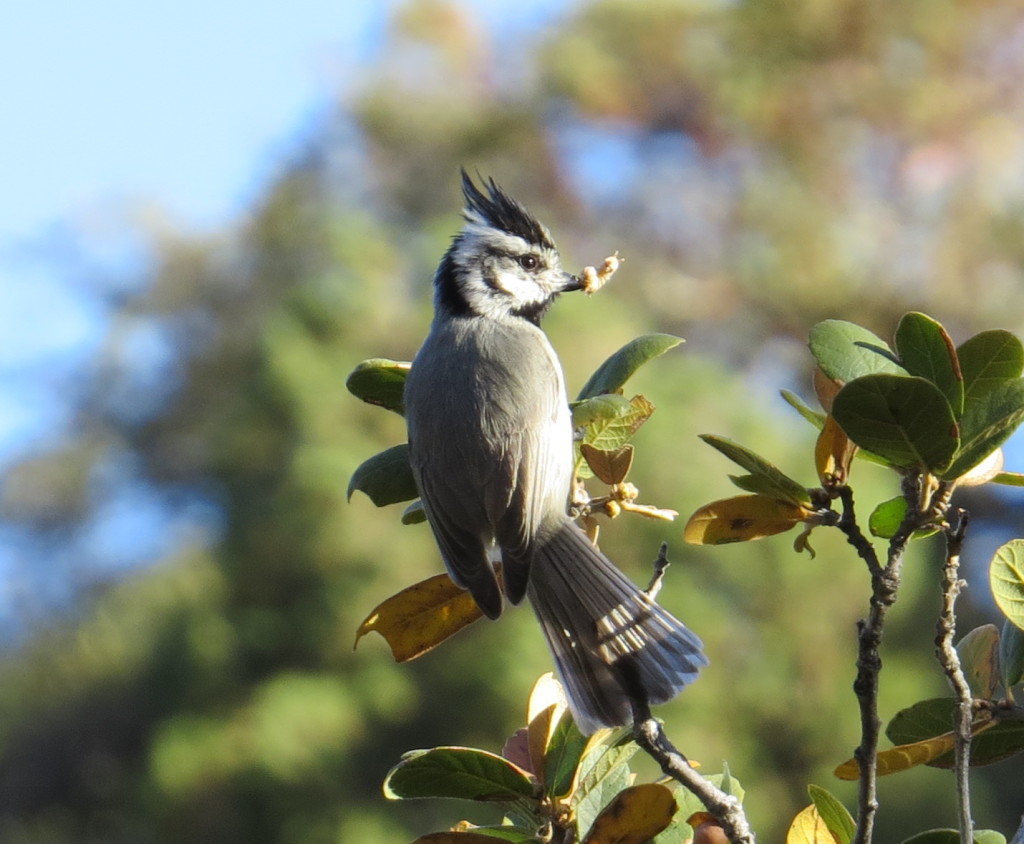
[383,747,537,803]
[808,319,906,383]
[780,389,826,429]
[577,395,655,467]
[572,740,637,840]
[346,358,411,415]
[347,444,419,506]
[886,698,1024,768]
[571,394,634,429]
[958,329,1024,405]
[576,334,683,401]
[894,312,964,417]
[992,471,1024,487]
[807,784,855,844]
[699,435,812,507]
[991,540,1024,633]
[1000,617,1024,689]
[543,711,588,799]
[869,496,906,539]
[942,379,1024,480]
[956,624,1000,699]
[832,374,959,472]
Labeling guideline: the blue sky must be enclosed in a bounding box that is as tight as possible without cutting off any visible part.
[0,1,566,462]
[0,1,571,630]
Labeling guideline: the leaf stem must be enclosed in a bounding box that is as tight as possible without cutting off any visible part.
[935,510,974,844]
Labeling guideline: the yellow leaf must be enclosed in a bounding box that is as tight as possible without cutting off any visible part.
[833,735,955,781]
[683,495,808,545]
[786,804,840,844]
[582,783,677,844]
[353,571,487,662]
[834,718,999,780]
[581,443,635,485]
[815,415,857,486]
[526,673,568,781]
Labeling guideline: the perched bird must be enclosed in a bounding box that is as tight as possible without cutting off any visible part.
[403,171,707,733]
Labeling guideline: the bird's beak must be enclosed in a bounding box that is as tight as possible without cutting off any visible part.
[559,272,584,293]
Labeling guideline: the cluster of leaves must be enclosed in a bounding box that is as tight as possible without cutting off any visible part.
[348,333,685,661]
[382,674,730,844]
[684,312,1024,841]
[383,672,920,844]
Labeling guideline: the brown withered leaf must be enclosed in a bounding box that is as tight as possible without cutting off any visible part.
[354,571,489,662]
[581,443,634,485]
[813,367,843,411]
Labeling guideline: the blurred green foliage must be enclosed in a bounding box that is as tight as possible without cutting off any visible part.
[3,1,1024,842]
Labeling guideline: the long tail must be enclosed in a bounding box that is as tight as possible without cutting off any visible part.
[525,519,707,735]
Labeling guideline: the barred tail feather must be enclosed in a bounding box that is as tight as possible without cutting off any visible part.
[525,520,707,735]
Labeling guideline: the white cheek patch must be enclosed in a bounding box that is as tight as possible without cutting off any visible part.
[495,269,546,304]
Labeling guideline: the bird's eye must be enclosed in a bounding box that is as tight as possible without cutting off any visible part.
[517,254,540,272]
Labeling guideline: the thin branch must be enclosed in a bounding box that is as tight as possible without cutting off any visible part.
[835,484,911,844]
[631,696,756,844]
[935,510,974,844]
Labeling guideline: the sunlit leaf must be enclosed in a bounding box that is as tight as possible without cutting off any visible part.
[785,804,838,843]
[780,389,826,429]
[684,495,809,545]
[576,334,684,401]
[894,312,964,417]
[815,415,857,486]
[383,746,537,803]
[580,783,677,844]
[831,374,958,472]
[572,394,634,428]
[991,540,1024,632]
[346,358,411,415]
[808,320,905,384]
[807,785,855,844]
[956,624,1000,699]
[991,471,1024,487]
[867,497,939,540]
[868,496,906,539]
[699,435,812,506]
[885,697,1024,768]
[813,367,843,412]
[347,444,419,506]
[956,448,1004,487]
[942,379,1024,480]
[527,673,569,783]
[581,443,634,485]
[543,707,588,799]
[572,736,638,840]
[1000,618,1024,689]
[833,734,955,780]
[354,572,486,662]
[958,329,1024,404]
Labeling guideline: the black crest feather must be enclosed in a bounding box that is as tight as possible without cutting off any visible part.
[460,169,555,251]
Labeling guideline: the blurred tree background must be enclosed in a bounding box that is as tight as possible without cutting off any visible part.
[3,1,1024,842]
